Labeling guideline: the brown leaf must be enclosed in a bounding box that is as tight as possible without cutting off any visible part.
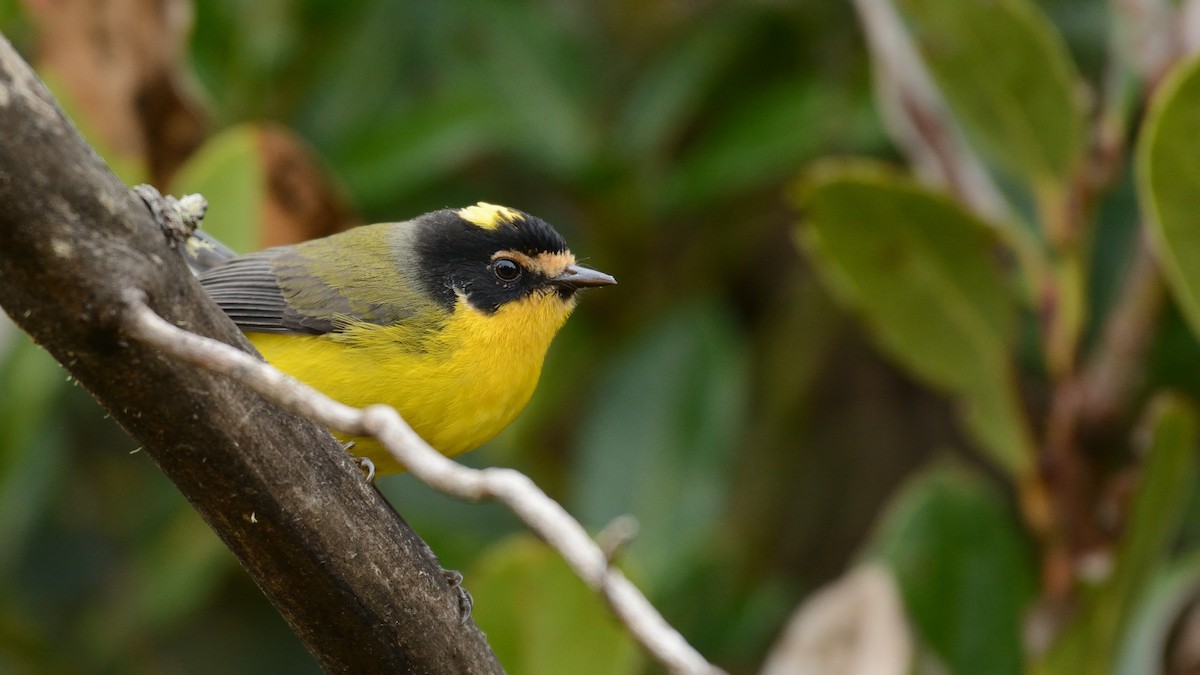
[256,124,358,247]
[761,564,912,675]
[22,0,207,185]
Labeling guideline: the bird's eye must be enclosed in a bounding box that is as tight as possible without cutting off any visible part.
[493,258,522,281]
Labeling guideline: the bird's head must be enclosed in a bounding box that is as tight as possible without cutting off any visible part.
[412,203,616,318]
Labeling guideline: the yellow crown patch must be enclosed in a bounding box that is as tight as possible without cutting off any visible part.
[457,202,521,230]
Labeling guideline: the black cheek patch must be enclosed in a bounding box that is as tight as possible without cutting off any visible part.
[459,271,547,314]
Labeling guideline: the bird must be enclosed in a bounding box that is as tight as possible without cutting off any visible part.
[187,202,615,475]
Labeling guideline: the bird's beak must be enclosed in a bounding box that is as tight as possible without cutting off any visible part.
[551,264,617,290]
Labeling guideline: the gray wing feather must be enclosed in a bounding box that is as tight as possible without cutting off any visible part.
[198,252,336,335]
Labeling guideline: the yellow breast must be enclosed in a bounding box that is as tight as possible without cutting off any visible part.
[248,290,576,473]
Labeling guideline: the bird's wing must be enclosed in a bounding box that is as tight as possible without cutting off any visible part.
[198,250,338,335]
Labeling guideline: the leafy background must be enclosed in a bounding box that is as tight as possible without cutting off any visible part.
[3,0,1200,673]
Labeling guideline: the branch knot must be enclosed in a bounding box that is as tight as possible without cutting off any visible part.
[132,184,208,247]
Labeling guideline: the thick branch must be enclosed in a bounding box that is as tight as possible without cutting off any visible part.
[0,33,501,674]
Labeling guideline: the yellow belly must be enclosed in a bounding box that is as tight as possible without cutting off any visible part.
[248,291,574,473]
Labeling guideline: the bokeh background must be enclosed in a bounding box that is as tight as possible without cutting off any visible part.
[4,1,1200,673]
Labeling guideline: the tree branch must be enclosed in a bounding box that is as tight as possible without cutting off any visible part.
[121,292,722,675]
[0,31,501,674]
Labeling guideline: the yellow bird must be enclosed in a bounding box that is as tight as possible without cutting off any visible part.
[190,202,615,474]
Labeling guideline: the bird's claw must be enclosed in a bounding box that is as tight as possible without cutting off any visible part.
[342,443,375,481]
[350,455,376,482]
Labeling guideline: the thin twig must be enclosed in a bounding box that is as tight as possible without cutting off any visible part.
[1112,0,1179,84]
[1079,235,1165,425]
[851,0,1011,222]
[1180,0,1200,58]
[120,290,722,675]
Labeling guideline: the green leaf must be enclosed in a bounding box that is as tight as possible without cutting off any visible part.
[1139,54,1200,342]
[870,463,1037,675]
[796,160,1033,475]
[468,535,643,675]
[168,124,267,255]
[1036,394,1199,674]
[896,0,1086,188]
[570,301,748,591]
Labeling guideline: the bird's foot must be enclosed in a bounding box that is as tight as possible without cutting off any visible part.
[341,442,376,482]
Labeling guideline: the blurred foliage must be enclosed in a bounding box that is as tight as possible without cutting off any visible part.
[4,0,1200,674]
[898,0,1087,189]
[795,0,1200,673]
[1035,395,1199,675]
[799,162,1032,476]
[1142,53,1200,339]
[870,463,1037,675]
